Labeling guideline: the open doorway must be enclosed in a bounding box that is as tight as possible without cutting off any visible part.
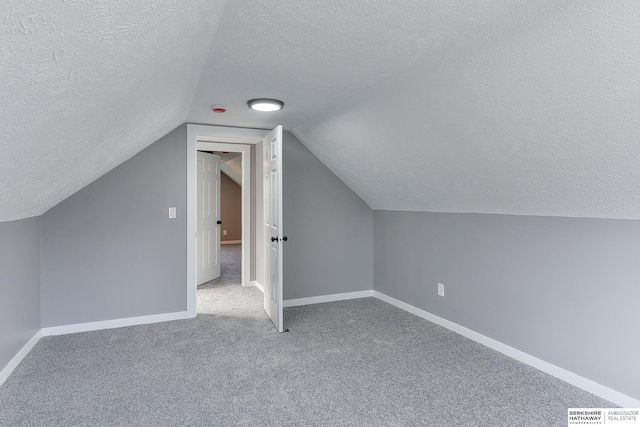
[187,124,284,332]
[196,148,252,314]
[219,152,243,247]
[186,124,268,318]
[217,152,243,289]
[196,150,242,286]
[194,143,251,316]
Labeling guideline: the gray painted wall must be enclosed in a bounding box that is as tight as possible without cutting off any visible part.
[283,132,373,299]
[373,211,640,400]
[0,217,41,371]
[41,125,187,327]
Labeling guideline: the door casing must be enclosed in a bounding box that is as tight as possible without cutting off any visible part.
[186,124,269,318]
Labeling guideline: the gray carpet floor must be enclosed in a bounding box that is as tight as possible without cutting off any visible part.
[0,245,613,426]
[200,243,243,290]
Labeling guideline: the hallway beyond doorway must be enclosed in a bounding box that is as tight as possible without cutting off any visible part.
[197,245,261,316]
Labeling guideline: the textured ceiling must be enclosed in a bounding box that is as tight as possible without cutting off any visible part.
[4,0,640,221]
[188,0,640,219]
[0,0,228,222]
[219,153,242,186]
[292,1,640,218]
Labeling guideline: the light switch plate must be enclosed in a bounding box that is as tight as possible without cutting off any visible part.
[438,283,445,297]
[168,207,176,219]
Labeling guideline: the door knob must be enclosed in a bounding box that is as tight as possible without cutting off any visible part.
[282,236,288,242]
[217,220,222,224]
[271,236,278,242]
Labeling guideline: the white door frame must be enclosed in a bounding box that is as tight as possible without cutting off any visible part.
[187,124,269,318]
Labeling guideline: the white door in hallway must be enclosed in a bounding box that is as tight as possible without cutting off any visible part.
[197,151,221,285]
[263,126,284,333]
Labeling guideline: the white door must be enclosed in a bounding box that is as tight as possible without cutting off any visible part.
[263,126,284,333]
[197,151,221,285]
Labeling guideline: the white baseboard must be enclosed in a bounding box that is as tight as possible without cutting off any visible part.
[284,290,373,308]
[41,311,190,337]
[372,290,640,408]
[1,311,191,385]
[0,330,42,387]
[4,292,636,408]
[251,281,264,293]
[221,240,241,245]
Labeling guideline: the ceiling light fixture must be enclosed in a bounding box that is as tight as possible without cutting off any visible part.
[247,98,284,112]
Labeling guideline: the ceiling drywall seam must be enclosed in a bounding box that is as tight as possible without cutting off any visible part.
[184,0,232,116]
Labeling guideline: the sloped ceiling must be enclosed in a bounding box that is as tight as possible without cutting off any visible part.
[0,0,228,222]
[219,153,242,186]
[4,1,640,221]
